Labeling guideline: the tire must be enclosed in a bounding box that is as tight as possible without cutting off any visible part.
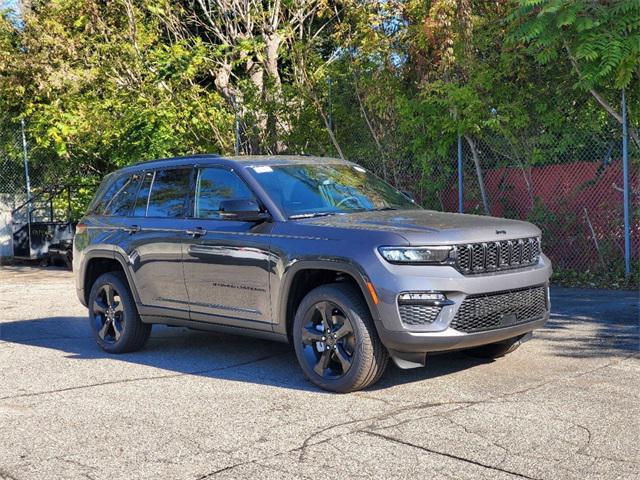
[292,283,389,393]
[464,334,524,359]
[88,271,151,353]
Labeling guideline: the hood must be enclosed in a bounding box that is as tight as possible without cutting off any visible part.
[300,209,541,245]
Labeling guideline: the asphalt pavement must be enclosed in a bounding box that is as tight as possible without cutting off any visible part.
[0,265,638,480]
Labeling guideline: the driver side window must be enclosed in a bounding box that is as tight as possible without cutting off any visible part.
[195,168,256,219]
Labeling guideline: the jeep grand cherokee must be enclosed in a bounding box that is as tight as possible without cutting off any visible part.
[73,155,552,392]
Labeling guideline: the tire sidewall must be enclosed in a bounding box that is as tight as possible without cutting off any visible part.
[88,272,138,354]
[293,285,372,393]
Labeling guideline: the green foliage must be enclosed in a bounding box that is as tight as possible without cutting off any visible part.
[0,0,636,278]
[509,0,640,102]
[0,1,234,180]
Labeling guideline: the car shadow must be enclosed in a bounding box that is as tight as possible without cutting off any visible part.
[1,286,636,393]
[0,315,495,393]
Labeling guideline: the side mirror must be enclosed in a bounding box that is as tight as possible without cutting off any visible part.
[401,190,416,203]
[219,199,270,222]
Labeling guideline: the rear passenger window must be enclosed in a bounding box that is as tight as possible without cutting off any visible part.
[133,171,154,217]
[146,168,192,218]
[103,174,141,216]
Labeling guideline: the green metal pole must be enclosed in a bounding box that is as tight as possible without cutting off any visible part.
[622,89,630,277]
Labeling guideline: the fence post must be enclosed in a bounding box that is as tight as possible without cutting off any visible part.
[20,118,32,258]
[20,119,32,219]
[621,89,630,277]
[457,135,463,213]
[234,116,240,156]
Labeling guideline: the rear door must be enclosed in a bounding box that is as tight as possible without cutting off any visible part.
[182,166,273,328]
[121,167,193,317]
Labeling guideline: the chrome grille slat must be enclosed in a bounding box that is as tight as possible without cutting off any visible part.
[455,237,540,274]
[450,285,548,333]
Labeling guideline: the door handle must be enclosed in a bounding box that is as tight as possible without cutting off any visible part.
[123,225,140,234]
[186,227,207,237]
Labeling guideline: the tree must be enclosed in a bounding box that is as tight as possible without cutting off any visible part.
[0,1,233,177]
[509,0,640,147]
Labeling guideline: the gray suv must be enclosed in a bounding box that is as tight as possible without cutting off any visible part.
[74,155,552,392]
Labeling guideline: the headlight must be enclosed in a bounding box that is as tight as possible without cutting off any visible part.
[378,246,453,264]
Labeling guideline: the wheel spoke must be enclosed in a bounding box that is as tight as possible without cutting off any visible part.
[316,302,333,332]
[302,327,324,345]
[313,349,332,376]
[113,302,124,313]
[334,345,352,373]
[93,299,107,314]
[112,320,122,341]
[334,322,353,340]
[104,285,115,307]
[98,319,112,340]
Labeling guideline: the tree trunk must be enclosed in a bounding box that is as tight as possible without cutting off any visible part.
[263,31,283,153]
[464,135,491,215]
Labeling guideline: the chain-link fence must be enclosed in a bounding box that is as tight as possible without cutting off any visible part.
[429,132,639,275]
[1,114,638,278]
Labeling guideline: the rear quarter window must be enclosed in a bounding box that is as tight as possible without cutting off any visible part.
[103,174,142,216]
[90,174,129,215]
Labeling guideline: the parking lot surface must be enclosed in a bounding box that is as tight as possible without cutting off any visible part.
[0,265,638,480]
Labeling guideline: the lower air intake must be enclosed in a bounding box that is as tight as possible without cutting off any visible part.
[450,285,548,333]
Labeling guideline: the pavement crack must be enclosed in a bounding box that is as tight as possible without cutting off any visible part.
[364,430,542,480]
[0,469,20,480]
[0,351,288,401]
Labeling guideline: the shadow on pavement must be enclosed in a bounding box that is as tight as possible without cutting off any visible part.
[0,315,494,393]
[538,287,639,358]
[0,287,636,393]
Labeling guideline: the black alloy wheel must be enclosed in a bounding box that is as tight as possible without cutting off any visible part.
[92,283,125,344]
[300,301,356,379]
[88,272,151,353]
[293,283,389,393]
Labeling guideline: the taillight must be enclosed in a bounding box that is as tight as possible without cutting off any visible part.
[75,222,87,235]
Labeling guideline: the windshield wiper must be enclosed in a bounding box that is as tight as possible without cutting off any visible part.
[372,207,399,211]
[289,211,339,219]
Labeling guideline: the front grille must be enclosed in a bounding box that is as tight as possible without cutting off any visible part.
[399,304,442,326]
[450,285,548,333]
[456,238,540,274]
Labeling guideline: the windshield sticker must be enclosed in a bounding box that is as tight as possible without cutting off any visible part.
[353,166,366,173]
[253,166,273,173]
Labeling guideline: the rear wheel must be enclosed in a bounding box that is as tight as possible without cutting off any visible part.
[464,335,524,359]
[293,283,388,393]
[88,272,151,353]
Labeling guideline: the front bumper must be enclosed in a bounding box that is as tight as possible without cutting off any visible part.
[367,254,552,359]
[378,314,548,354]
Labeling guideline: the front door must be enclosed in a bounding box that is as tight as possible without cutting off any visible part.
[182,166,272,328]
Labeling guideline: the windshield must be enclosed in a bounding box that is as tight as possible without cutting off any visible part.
[246,163,420,218]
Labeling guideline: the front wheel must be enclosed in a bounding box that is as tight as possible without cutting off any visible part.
[293,283,388,393]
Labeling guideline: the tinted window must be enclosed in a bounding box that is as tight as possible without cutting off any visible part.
[92,175,128,215]
[146,168,191,218]
[103,174,141,216]
[195,168,255,219]
[133,171,154,217]
[247,163,418,217]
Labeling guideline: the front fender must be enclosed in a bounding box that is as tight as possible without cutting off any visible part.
[272,258,380,338]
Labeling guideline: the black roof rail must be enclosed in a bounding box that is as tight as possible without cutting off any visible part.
[126,153,221,169]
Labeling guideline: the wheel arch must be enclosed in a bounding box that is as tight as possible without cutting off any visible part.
[276,260,380,343]
[81,250,140,306]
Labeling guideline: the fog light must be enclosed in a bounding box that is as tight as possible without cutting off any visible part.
[398,292,453,307]
[398,292,446,302]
